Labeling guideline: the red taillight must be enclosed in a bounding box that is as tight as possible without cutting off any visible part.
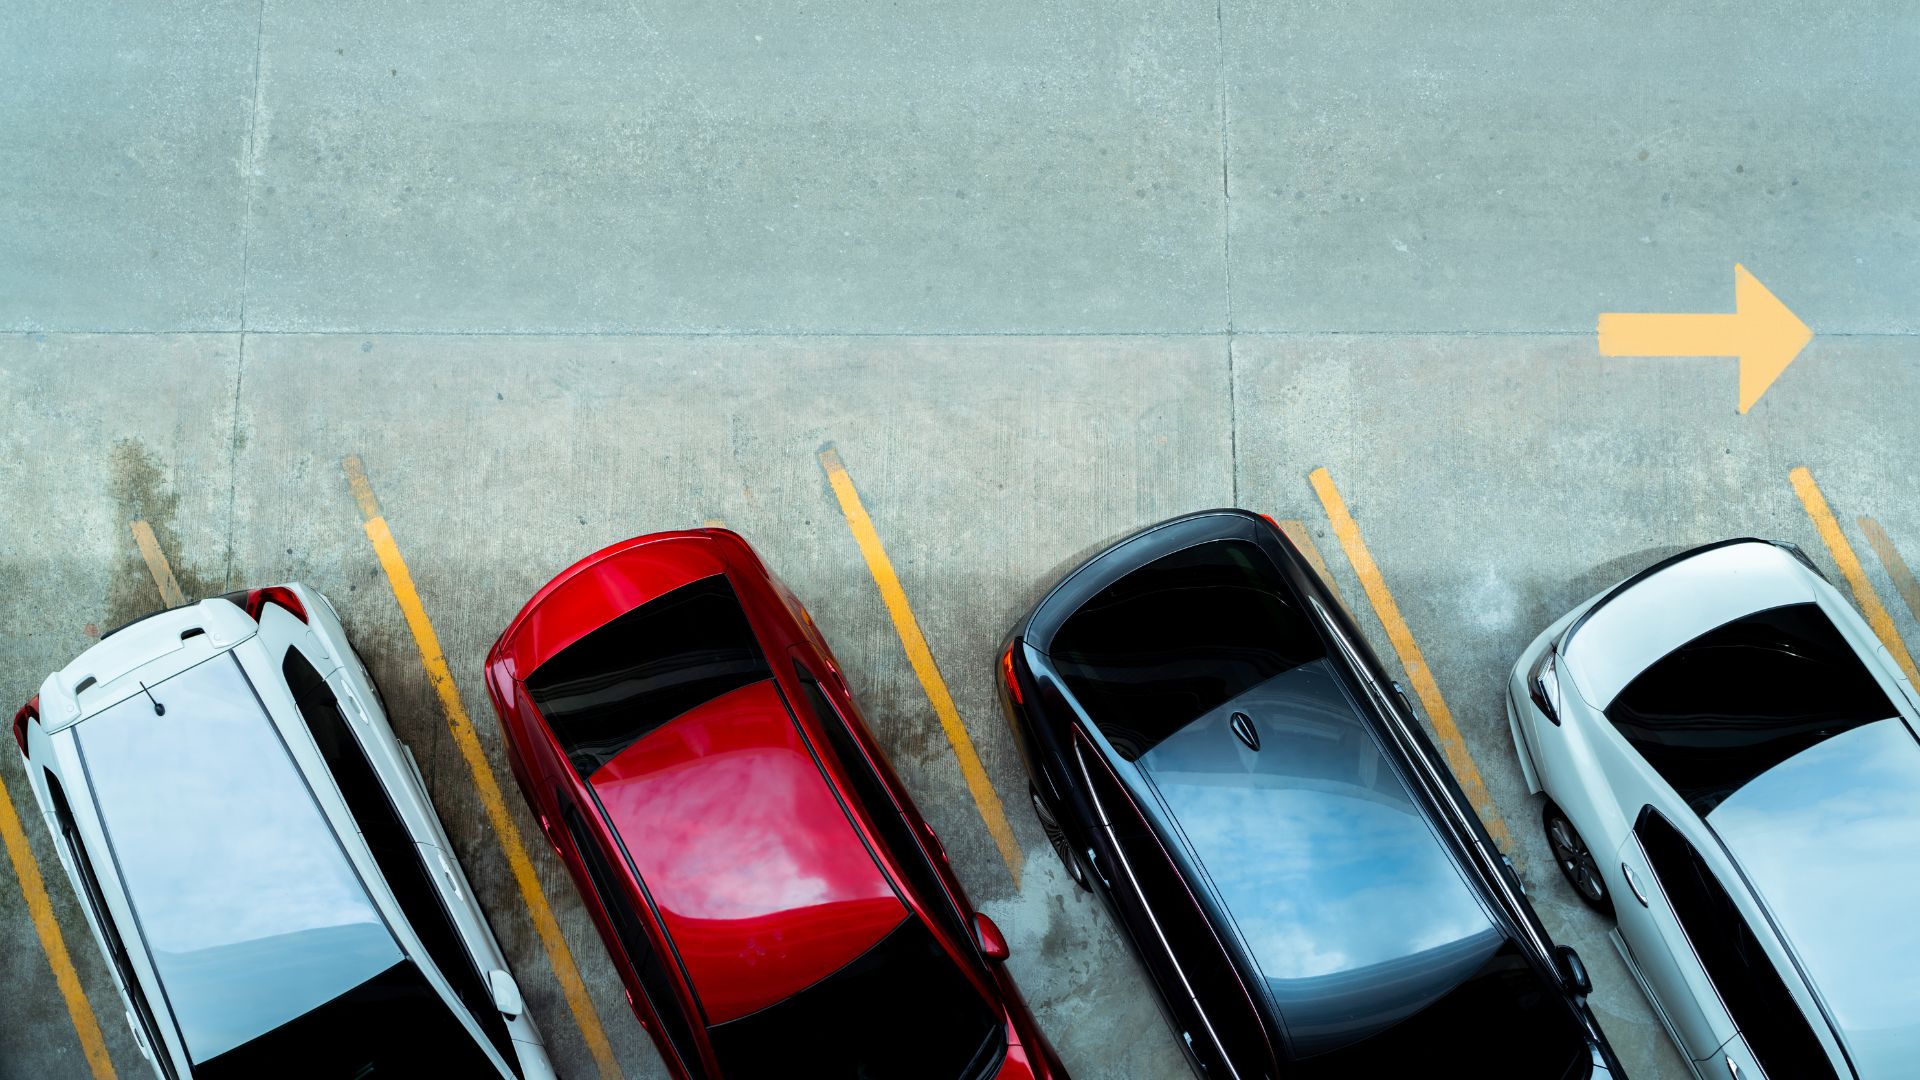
[246,586,308,624]
[1259,512,1282,531]
[1000,645,1024,706]
[13,695,38,757]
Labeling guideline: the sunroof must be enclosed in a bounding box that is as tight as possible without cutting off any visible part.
[526,574,772,778]
[75,654,400,1063]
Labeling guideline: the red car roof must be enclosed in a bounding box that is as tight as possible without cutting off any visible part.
[588,677,907,1025]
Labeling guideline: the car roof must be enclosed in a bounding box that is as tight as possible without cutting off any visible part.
[1707,717,1920,1076]
[1135,657,1503,1053]
[587,677,908,1025]
[1561,539,1818,708]
[71,651,402,1064]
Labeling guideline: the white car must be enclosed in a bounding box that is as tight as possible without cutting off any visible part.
[10,584,556,1079]
[1507,538,1920,1080]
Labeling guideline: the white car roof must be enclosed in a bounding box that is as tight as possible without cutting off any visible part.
[72,650,402,1064]
[1708,718,1920,1077]
[1561,540,1818,709]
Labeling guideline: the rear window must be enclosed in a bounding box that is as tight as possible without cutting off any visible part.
[1282,941,1590,1079]
[1049,538,1323,760]
[1606,603,1895,816]
[526,575,771,778]
[707,918,1002,1080]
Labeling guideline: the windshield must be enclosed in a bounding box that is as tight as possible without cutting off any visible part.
[706,918,1004,1080]
[195,960,503,1078]
[1051,538,1325,760]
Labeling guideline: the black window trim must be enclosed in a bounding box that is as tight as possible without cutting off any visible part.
[1632,804,1847,1079]
[567,785,710,1077]
[787,661,977,958]
[44,770,181,1080]
[281,645,522,1079]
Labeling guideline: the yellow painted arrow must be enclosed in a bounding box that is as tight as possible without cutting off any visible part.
[1597,264,1812,413]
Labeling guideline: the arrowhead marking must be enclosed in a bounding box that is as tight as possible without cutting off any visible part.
[1732,264,1812,414]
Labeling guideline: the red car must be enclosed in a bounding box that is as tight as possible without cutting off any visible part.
[484,530,1065,1080]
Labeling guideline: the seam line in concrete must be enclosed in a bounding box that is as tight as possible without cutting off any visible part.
[223,342,245,588]
[1214,0,1233,334]
[237,0,267,330]
[18,327,1916,339]
[1227,338,1239,506]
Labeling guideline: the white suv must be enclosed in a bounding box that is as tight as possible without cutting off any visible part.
[11,584,556,1079]
[1507,538,1920,1079]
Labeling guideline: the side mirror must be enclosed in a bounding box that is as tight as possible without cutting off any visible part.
[488,969,525,1019]
[973,912,1010,963]
[1555,945,1591,997]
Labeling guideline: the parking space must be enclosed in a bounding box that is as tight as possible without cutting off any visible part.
[5,0,1916,1077]
[6,335,1917,1080]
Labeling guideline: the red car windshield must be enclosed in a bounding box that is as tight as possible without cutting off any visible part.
[705,917,1003,1080]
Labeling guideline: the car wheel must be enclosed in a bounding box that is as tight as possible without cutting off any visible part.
[1031,783,1088,891]
[1544,803,1613,918]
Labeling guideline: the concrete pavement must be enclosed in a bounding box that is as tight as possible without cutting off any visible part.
[5,1,1916,1078]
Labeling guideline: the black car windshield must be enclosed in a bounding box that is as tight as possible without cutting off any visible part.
[1050,538,1324,760]
[706,918,1004,1080]
[1283,940,1591,1078]
[1605,602,1896,816]
[195,960,503,1078]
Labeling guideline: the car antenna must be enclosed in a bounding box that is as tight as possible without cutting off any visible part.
[139,681,165,716]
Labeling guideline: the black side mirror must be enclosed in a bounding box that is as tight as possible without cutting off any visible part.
[1555,945,1592,997]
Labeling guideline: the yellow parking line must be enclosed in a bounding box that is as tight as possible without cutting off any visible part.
[1308,468,1514,850]
[0,775,117,1080]
[1859,517,1920,629]
[341,457,623,1080]
[129,521,186,608]
[1789,468,1920,684]
[817,447,1025,887]
[702,518,728,529]
[1277,519,1343,602]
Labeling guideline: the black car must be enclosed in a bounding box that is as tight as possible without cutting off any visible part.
[996,510,1622,1078]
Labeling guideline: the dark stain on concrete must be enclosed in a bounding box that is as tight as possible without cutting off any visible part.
[103,439,220,629]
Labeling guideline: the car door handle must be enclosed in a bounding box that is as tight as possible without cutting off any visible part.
[1725,1055,1741,1079]
[1621,862,1649,907]
[1086,847,1111,890]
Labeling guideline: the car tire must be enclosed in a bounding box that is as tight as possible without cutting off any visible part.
[1031,783,1088,892]
[1543,802,1614,919]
